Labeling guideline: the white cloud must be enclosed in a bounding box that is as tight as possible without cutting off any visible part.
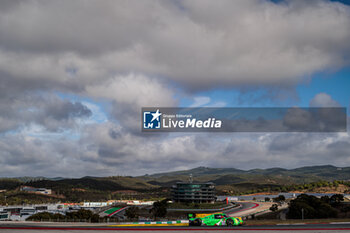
[86,73,176,108]
[1,118,350,177]
[0,0,349,91]
[0,0,350,176]
[190,96,211,107]
[0,93,92,133]
[310,92,341,107]
[81,101,108,124]
[206,101,227,108]
[85,73,177,132]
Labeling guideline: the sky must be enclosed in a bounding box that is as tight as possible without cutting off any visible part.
[0,0,349,177]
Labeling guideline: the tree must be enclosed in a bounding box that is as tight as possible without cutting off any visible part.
[65,209,100,222]
[320,196,330,204]
[333,181,339,188]
[278,195,286,201]
[330,194,344,207]
[27,212,65,221]
[287,194,337,219]
[270,204,278,212]
[125,206,139,220]
[273,195,285,203]
[150,199,168,219]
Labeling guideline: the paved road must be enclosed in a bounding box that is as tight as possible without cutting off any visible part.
[2,203,349,232]
[1,230,350,233]
[0,228,350,232]
[2,223,350,232]
[223,201,259,216]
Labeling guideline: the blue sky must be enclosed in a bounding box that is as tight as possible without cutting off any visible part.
[297,68,350,108]
[60,66,350,127]
[0,0,350,177]
[180,67,350,109]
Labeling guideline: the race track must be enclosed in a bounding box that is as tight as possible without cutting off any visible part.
[2,222,350,233]
[2,202,350,232]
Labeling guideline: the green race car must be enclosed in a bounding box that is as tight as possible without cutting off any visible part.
[188,213,243,226]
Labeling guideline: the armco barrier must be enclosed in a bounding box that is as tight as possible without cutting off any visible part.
[168,203,239,212]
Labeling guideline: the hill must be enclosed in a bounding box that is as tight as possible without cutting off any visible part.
[1,165,350,203]
[138,165,350,190]
[0,176,160,204]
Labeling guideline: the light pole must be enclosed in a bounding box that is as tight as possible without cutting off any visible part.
[301,208,304,220]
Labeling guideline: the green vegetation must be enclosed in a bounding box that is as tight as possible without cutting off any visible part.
[0,178,22,190]
[0,176,163,205]
[273,195,286,202]
[1,166,350,205]
[329,194,344,206]
[0,192,62,205]
[125,206,140,220]
[25,176,157,191]
[218,180,350,195]
[270,204,279,212]
[287,194,340,219]
[27,209,100,222]
[26,212,66,221]
[150,199,168,219]
[139,165,350,185]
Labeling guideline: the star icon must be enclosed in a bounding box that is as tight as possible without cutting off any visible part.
[151,109,162,122]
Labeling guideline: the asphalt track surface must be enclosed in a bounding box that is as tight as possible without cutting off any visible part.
[2,223,350,232]
[223,202,257,215]
[2,203,349,232]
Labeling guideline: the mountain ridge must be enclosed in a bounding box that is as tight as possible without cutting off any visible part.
[137,165,350,187]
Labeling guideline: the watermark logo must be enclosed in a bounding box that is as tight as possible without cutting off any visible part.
[142,107,346,132]
[143,109,162,129]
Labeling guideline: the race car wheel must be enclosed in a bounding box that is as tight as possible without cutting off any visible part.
[226,219,234,226]
[193,218,202,226]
